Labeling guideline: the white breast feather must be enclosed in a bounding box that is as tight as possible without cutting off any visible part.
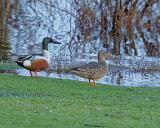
[23,60,31,66]
[42,50,50,63]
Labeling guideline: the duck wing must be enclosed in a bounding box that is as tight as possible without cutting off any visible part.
[70,62,100,72]
[16,53,42,62]
[14,53,43,67]
[70,61,108,79]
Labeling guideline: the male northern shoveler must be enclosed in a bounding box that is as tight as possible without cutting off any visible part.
[70,50,114,86]
[15,37,61,77]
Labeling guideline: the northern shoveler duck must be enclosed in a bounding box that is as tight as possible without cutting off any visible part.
[15,37,61,77]
[70,50,114,86]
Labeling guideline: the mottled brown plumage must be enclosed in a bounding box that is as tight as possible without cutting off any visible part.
[70,50,114,86]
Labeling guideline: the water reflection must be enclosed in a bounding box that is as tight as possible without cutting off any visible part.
[0,69,18,75]
[15,65,160,87]
[0,0,11,61]
[0,0,160,87]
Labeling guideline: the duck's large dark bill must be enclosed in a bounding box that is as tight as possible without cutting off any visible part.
[53,41,61,44]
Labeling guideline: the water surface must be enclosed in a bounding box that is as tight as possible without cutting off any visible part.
[0,0,160,87]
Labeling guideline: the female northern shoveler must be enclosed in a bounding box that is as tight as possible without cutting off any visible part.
[15,37,61,77]
[70,50,114,86]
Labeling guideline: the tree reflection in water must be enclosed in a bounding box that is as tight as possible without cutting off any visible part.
[0,0,159,86]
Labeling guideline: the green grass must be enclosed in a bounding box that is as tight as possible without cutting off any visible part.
[0,73,160,128]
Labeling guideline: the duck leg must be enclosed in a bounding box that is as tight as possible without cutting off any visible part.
[89,79,92,85]
[35,70,38,77]
[93,79,96,86]
[89,79,98,86]
[93,79,101,86]
[30,71,33,77]
[30,70,38,77]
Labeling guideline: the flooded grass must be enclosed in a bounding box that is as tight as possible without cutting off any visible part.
[0,62,20,70]
[1,0,160,87]
[1,62,160,87]
[0,62,21,75]
[0,74,160,127]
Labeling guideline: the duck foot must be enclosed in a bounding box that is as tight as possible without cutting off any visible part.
[30,70,38,77]
[89,79,101,86]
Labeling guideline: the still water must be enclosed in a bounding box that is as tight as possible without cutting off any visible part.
[0,0,160,87]
[14,51,160,87]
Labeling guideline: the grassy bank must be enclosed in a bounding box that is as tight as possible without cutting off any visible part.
[0,73,160,128]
